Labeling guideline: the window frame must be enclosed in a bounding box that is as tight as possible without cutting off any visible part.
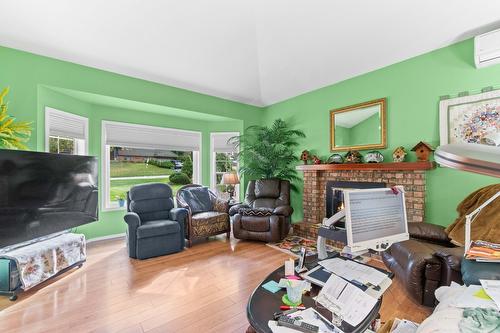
[101,120,202,211]
[210,132,240,200]
[45,107,89,155]
[48,135,79,155]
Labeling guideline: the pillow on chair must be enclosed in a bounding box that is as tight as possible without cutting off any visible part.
[238,208,273,217]
[179,187,213,213]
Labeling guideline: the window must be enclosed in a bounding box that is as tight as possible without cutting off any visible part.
[102,121,201,210]
[49,136,75,154]
[210,132,239,200]
[45,107,88,155]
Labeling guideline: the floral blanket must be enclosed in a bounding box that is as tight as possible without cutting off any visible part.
[0,233,86,290]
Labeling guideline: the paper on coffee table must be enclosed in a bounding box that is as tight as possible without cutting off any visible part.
[319,257,387,287]
[480,279,500,309]
[317,274,377,327]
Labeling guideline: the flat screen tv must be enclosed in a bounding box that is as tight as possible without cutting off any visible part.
[0,149,98,249]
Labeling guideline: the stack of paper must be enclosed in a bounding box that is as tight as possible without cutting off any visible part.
[480,279,500,309]
[389,319,418,333]
[319,258,387,286]
[453,284,499,310]
[268,308,344,333]
[318,257,392,298]
[317,274,378,327]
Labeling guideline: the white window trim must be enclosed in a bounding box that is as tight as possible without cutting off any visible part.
[210,132,240,200]
[101,120,202,211]
[45,107,89,155]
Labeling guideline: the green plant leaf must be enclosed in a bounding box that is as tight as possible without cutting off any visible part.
[0,87,32,150]
[230,119,305,190]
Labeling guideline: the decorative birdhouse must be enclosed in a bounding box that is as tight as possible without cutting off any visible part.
[312,155,322,164]
[300,150,310,164]
[392,146,407,162]
[344,150,362,164]
[411,141,435,161]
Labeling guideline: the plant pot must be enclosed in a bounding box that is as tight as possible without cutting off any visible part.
[118,199,125,207]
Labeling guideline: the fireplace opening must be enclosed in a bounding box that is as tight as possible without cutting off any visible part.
[325,181,386,224]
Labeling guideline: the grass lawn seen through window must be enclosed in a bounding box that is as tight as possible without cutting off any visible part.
[109,161,181,204]
[110,177,182,202]
[110,161,174,178]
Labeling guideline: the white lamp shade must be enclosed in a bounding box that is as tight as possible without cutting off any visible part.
[435,143,500,178]
[221,172,240,185]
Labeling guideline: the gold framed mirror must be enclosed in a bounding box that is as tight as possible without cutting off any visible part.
[330,98,387,151]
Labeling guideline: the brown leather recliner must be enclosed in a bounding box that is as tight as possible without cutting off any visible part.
[229,179,293,242]
[382,222,463,307]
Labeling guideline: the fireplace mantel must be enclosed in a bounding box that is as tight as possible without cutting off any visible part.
[296,161,435,172]
[292,160,435,244]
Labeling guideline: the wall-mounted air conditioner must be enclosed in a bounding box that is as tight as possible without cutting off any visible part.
[474,28,500,68]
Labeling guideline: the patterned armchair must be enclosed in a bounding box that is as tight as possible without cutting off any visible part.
[176,184,230,247]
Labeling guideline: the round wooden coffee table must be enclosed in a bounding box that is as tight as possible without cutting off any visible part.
[246,260,383,333]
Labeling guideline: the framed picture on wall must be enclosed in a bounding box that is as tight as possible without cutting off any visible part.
[439,89,500,146]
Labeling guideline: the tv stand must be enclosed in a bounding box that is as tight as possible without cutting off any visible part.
[0,260,85,301]
[0,233,86,301]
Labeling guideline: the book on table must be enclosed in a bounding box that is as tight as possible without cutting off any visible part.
[465,240,500,262]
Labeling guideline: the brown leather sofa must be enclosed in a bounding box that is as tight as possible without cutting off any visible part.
[229,179,293,242]
[382,222,463,307]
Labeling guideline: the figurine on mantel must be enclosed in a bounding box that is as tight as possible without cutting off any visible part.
[411,141,435,161]
[364,151,384,163]
[300,150,310,164]
[327,153,344,164]
[392,146,407,162]
[312,155,322,164]
[344,150,362,163]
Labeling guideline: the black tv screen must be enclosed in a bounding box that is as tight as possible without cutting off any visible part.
[0,149,98,249]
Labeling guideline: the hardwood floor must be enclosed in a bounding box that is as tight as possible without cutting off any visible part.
[0,236,431,333]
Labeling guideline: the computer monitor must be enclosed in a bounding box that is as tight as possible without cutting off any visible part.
[343,186,409,252]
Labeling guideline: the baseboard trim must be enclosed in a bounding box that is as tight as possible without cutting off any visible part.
[86,233,126,244]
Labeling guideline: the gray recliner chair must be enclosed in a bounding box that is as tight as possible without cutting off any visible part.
[124,183,187,259]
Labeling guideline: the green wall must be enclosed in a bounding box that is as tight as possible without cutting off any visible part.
[1,38,499,241]
[1,45,261,240]
[36,87,244,239]
[335,112,381,147]
[334,125,350,147]
[264,39,499,226]
[348,112,380,146]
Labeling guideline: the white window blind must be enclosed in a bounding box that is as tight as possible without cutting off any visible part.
[212,132,238,153]
[46,108,87,140]
[103,121,201,151]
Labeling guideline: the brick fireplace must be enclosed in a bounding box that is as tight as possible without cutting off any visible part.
[292,161,435,242]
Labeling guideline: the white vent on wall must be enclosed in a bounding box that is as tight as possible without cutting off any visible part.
[475,28,500,68]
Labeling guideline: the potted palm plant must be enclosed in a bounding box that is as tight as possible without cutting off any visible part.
[229,119,305,189]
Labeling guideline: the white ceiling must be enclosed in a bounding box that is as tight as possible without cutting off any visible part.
[1,1,500,107]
